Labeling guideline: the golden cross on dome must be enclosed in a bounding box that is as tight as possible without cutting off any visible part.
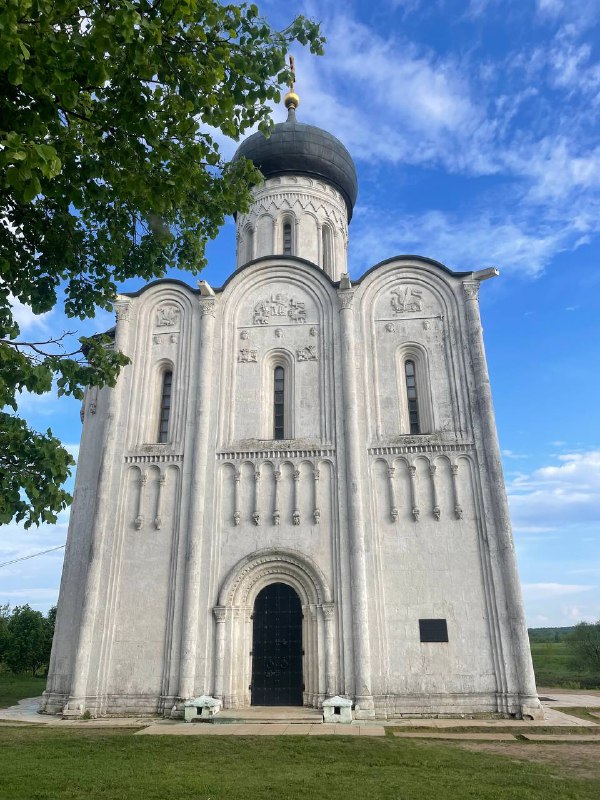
[284,55,299,111]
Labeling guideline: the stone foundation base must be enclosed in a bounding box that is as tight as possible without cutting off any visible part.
[39,690,543,720]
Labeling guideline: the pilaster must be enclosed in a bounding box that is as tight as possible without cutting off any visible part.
[178,288,217,700]
[337,279,375,717]
[462,279,541,717]
[64,296,132,713]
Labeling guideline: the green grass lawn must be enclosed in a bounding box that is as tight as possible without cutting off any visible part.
[0,727,598,800]
[530,642,600,688]
[0,673,46,709]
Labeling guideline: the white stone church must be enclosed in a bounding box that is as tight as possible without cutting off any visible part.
[43,91,542,720]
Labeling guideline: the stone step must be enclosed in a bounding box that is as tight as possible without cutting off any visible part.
[207,707,323,725]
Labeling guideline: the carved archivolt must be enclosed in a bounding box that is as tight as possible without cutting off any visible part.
[218,548,333,607]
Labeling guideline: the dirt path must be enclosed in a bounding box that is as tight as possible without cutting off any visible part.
[450,741,600,781]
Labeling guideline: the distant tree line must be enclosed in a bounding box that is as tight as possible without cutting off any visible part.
[566,621,600,674]
[0,604,55,675]
[528,622,600,689]
[528,626,575,644]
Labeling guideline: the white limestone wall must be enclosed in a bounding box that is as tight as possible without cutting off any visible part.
[44,256,539,719]
[42,384,110,712]
[235,176,349,279]
[354,260,539,717]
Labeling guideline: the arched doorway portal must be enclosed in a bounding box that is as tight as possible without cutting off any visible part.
[251,582,303,706]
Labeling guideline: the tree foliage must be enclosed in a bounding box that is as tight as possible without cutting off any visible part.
[0,1,324,527]
[567,620,600,674]
[1,604,56,675]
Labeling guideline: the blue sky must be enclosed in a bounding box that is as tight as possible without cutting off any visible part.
[1,0,599,627]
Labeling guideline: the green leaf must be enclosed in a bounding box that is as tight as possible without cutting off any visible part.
[0,0,323,529]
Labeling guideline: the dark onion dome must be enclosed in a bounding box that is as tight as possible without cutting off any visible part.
[232,104,358,220]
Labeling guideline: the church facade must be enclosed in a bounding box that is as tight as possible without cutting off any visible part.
[43,94,542,720]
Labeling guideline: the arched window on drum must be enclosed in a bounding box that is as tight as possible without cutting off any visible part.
[321,225,333,275]
[282,217,294,256]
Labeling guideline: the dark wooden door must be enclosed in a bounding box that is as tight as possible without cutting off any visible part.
[251,583,303,706]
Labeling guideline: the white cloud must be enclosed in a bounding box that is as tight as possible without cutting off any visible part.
[0,512,68,612]
[503,449,529,459]
[537,0,567,17]
[348,206,576,276]
[523,582,594,597]
[293,11,488,173]
[509,451,600,526]
[8,294,53,336]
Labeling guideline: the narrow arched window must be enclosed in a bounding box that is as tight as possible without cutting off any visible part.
[322,226,332,274]
[405,360,420,434]
[274,366,285,439]
[283,221,292,255]
[158,370,173,443]
[245,227,254,263]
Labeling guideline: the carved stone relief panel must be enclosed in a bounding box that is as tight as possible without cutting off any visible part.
[238,348,258,363]
[252,293,307,325]
[156,304,180,328]
[152,301,182,346]
[390,286,423,314]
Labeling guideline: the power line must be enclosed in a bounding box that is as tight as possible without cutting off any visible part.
[0,544,66,569]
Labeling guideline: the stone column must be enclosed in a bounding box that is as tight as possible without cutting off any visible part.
[213,606,227,700]
[178,291,216,700]
[462,279,541,716]
[65,297,132,712]
[337,282,374,717]
[322,604,337,697]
